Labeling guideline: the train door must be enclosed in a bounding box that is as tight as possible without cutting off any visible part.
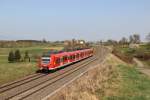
[72,54,75,62]
[60,56,64,66]
[76,53,79,61]
[63,56,68,64]
[55,57,61,68]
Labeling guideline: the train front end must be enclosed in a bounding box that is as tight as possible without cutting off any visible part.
[39,57,51,70]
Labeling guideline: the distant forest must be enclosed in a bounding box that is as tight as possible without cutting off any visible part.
[0,40,64,48]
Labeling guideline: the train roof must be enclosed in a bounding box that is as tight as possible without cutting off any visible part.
[42,50,61,57]
[52,48,92,57]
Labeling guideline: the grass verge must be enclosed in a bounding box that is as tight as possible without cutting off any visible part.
[114,44,150,67]
[104,65,150,100]
[0,62,37,85]
[50,54,150,100]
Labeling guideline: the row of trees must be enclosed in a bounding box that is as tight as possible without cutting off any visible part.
[8,50,30,63]
[119,34,140,44]
[104,34,141,46]
[119,33,150,45]
[0,39,65,48]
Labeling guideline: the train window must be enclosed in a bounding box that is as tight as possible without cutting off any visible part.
[73,55,75,59]
[56,58,60,64]
[65,56,67,60]
[69,55,72,60]
[42,57,50,64]
[62,57,64,61]
[68,56,70,60]
[81,53,84,56]
[71,55,74,60]
[76,54,79,58]
[61,57,63,62]
[62,56,67,61]
[71,55,73,59]
[80,53,82,57]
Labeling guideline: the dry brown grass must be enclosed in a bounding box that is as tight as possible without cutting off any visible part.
[50,54,126,100]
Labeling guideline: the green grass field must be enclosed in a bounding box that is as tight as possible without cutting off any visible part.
[0,46,63,85]
[104,65,150,100]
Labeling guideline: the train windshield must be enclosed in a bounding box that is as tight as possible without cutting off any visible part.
[42,57,50,64]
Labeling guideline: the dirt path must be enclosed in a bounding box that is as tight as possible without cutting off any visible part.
[133,58,150,77]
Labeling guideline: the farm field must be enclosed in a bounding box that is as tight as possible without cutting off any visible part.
[0,46,63,85]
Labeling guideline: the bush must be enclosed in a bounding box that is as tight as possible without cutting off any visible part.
[8,51,15,63]
[126,48,136,54]
[24,51,31,62]
[14,50,21,62]
[112,49,133,63]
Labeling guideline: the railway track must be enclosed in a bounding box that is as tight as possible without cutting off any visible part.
[0,73,47,93]
[0,56,97,100]
[0,46,107,100]
[13,57,97,100]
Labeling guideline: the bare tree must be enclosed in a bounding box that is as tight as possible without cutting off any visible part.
[133,34,140,43]
[42,38,47,43]
[106,39,118,45]
[129,34,140,44]
[119,37,128,44]
[146,33,150,43]
[129,35,134,43]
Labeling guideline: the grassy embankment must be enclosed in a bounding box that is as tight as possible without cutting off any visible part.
[114,44,150,67]
[0,46,63,85]
[52,54,150,100]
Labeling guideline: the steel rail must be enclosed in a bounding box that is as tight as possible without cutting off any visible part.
[7,57,97,100]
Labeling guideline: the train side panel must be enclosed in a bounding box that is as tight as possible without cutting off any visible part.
[39,49,94,70]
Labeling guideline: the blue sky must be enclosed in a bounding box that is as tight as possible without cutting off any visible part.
[0,0,150,41]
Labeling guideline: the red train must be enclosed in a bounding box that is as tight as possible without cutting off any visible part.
[38,48,93,71]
